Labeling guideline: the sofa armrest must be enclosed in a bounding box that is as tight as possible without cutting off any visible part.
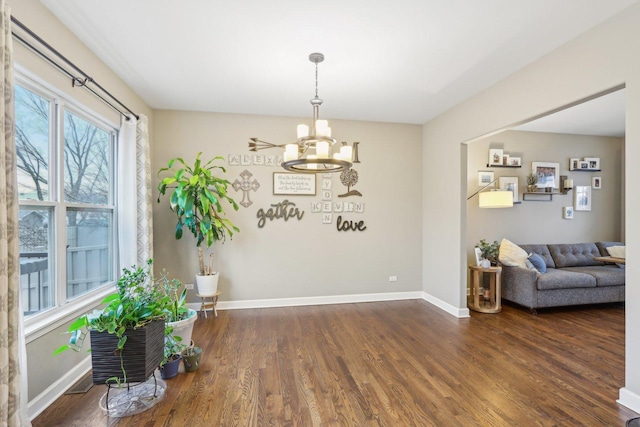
[501,265,539,309]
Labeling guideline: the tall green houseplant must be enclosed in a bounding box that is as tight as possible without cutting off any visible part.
[157,152,240,277]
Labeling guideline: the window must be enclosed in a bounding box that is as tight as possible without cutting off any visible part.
[16,81,118,317]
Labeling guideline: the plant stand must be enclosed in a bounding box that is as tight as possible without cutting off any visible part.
[99,375,166,417]
[196,291,221,319]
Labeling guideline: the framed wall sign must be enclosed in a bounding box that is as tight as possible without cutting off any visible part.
[273,173,316,195]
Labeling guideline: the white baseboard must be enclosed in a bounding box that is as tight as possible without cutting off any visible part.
[187,291,425,312]
[422,292,470,318]
[618,387,640,413]
[28,356,92,421]
[186,291,471,319]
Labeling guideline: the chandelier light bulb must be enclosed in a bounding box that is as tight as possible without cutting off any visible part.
[316,141,330,159]
[297,124,309,139]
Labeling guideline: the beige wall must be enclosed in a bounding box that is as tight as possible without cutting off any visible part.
[13,0,154,405]
[422,3,640,410]
[152,110,423,303]
[466,130,624,269]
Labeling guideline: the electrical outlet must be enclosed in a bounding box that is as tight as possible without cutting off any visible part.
[389,276,397,282]
[184,283,194,290]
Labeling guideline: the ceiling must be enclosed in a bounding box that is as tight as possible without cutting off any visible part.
[40,0,636,129]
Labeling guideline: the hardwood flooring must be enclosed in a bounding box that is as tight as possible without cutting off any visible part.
[33,300,638,426]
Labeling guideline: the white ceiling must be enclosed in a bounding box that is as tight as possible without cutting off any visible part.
[40,0,636,129]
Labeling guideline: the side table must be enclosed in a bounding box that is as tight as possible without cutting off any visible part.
[468,265,502,313]
[196,290,221,319]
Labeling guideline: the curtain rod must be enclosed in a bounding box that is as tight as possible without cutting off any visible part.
[11,16,140,121]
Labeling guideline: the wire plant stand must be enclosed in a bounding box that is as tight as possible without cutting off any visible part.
[99,374,166,417]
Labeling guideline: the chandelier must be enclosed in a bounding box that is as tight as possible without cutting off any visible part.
[248,53,353,173]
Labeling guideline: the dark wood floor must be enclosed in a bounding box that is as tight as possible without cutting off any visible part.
[33,300,638,426]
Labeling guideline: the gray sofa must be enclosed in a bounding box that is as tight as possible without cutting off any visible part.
[501,242,625,312]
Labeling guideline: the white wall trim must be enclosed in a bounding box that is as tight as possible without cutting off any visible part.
[28,356,92,421]
[618,387,640,414]
[422,292,470,318]
[187,291,425,312]
[186,291,471,318]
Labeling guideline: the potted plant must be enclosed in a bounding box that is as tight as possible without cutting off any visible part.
[157,152,240,295]
[54,260,169,385]
[159,331,183,380]
[476,239,500,267]
[182,344,202,372]
[526,172,538,192]
[156,269,197,346]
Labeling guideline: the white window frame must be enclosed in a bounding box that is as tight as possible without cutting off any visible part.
[16,69,120,343]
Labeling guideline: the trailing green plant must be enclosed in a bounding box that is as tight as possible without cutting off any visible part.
[476,239,500,263]
[54,260,187,383]
[157,152,240,276]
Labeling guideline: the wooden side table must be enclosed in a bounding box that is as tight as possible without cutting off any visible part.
[196,290,221,319]
[468,265,502,313]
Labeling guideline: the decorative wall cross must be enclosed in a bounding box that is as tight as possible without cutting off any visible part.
[232,169,260,208]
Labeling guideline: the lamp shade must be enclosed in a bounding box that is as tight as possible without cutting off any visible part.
[479,191,513,208]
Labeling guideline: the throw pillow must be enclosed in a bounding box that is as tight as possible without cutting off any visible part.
[528,252,547,273]
[498,238,528,268]
[525,258,538,272]
[607,245,626,259]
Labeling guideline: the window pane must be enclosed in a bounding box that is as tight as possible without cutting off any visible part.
[64,111,111,204]
[15,85,50,201]
[67,208,113,300]
[19,207,54,315]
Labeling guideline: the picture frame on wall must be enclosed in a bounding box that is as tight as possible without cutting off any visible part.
[584,157,600,170]
[488,149,503,166]
[499,176,519,203]
[502,154,510,166]
[532,162,560,189]
[563,206,574,219]
[569,158,579,171]
[592,176,602,189]
[574,185,592,211]
[579,161,589,169]
[478,171,495,187]
[509,157,521,167]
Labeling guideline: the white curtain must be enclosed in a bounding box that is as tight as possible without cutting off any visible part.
[118,114,153,269]
[1,2,31,425]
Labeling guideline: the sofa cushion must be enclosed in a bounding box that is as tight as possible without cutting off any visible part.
[536,268,597,290]
[562,266,625,287]
[596,241,625,257]
[528,253,547,273]
[498,238,529,268]
[518,244,556,269]
[548,243,604,268]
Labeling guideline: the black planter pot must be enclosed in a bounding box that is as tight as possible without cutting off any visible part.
[90,319,165,384]
[160,355,181,379]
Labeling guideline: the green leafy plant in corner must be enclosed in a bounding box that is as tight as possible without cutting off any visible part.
[54,260,183,384]
[157,152,240,276]
[476,239,500,264]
